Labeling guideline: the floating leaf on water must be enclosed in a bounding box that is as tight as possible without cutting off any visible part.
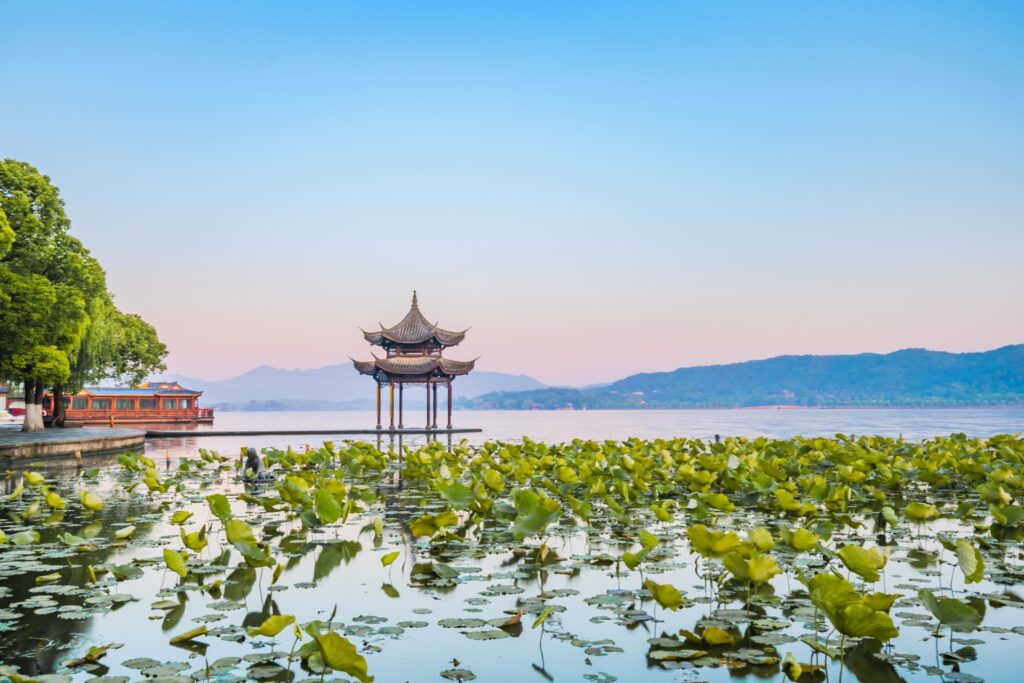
[465,628,511,640]
[247,614,296,638]
[169,625,208,643]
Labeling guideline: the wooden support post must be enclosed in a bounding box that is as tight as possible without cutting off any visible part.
[398,383,404,429]
[425,381,431,429]
[389,382,395,430]
[432,383,438,429]
[375,382,382,430]
[447,381,452,429]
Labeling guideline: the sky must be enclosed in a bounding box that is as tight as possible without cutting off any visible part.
[2,1,1022,387]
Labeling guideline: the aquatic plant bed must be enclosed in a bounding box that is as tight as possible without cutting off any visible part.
[1,434,1023,682]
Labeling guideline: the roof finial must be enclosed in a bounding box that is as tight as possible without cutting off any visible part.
[411,290,419,309]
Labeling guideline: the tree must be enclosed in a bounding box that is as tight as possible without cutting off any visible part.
[1,159,166,430]
[54,297,168,424]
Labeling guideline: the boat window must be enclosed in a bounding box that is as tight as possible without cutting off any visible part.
[92,399,112,410]
[139,399,158,409]
[163,399,178,409]
[72,397,88,410]
[116,399,135,410]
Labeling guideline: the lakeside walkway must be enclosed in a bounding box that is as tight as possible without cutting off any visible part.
[144,427,482,437]
[0,427,146,459]
[0,426,481,458]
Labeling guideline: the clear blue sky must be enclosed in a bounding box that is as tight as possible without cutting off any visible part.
[2,1,1022,385]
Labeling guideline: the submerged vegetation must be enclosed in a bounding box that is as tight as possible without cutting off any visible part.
[1,433,1023,682]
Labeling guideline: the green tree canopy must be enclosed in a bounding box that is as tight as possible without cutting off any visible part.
[1,159,167,430]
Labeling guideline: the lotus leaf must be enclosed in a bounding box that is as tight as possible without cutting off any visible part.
[643,579,684,610]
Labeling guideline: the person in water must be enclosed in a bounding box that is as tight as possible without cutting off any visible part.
[243,447,274,481]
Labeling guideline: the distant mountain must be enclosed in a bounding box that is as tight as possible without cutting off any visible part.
[460,345,1024,409]
[159,363,545,409]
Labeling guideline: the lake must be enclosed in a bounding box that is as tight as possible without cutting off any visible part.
[1,408,1022,683]
[143,407,1024,459]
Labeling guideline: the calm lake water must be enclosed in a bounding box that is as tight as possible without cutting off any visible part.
[1,408,1022,683]
[144,407,1024,458]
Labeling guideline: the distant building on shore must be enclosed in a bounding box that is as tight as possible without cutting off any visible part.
[44,381,214,425]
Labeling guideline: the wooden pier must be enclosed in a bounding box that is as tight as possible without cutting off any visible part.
[0,425,481,459]
[144,427,482,438]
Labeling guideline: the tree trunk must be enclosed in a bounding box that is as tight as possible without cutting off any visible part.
[52,382,67,427]
[22,380,45,433]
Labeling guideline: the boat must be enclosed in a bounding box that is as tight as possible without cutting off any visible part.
[44,381,215,425]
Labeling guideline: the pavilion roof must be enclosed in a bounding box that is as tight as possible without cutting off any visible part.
[361,291,467,347]
[351,355,476,378]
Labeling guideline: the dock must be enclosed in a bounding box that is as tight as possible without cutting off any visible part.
[0,427,146,459]
[0,426,482,459]
[144,428,482,437]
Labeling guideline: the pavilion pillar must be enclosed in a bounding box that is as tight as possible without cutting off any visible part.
[425,381,431,429]
[447,381,452,429]
[432,383,438,429]
[398,383,404,429]
[388,382,395,430]
[375,382,382,430]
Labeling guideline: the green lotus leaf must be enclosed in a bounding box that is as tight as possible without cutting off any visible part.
[639,529,659,552]
[80,490,104,511]
[44,489,65,510]
[643,579,684,610]
[687,524,741,557]
[904,501,938,523]
[181,525,208,553]
[170,510,193,525]
[169,625,208,644]
[247,614,295,638]
[225,518,255,544]
[408,510,459,538]
[955,539,984,584]
[748,527,775,552]
[918,589,985,632]
[206,493,232,521]
[783,527,818,552]
[703,626,734,645]
[14,529,42,545]
[313,631,373,683]
[512,489,560,541]
[838,545,887,583]
[315,487,343,524]
[436,480,475,509]
[806,573,898,641]
[163,548,188,578]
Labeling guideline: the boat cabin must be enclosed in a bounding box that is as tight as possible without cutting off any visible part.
[45,381,214,424]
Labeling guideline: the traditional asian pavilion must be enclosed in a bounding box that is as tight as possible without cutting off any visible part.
[352,292,476,430]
